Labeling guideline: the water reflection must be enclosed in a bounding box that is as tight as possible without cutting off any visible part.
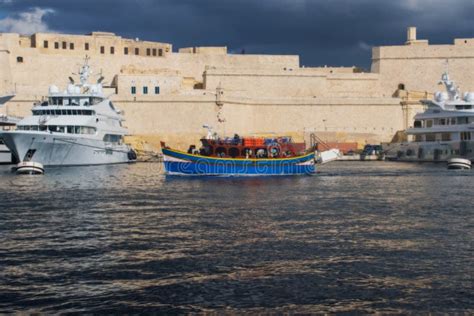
[0,162,473,313]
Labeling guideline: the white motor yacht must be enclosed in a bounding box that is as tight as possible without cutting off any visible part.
[0,57,136,166]
[385,71,474,162]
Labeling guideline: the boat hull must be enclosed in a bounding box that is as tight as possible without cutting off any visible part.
[162,148,315,176]
[0,131,133,166]
[383,141,474,163]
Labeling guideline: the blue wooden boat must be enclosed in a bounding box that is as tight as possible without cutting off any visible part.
[161,135,316,176]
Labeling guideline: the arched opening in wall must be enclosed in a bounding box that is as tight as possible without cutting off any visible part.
[16,56,23,63]
[215,147,227,157]
[228,147,240,158]
[398,83,406,90]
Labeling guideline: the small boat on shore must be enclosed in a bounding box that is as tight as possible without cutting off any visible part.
[161,129,316,176]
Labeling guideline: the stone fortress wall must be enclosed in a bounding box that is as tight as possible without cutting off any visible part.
[1,27,473,150]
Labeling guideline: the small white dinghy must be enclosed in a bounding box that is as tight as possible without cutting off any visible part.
[316,149,342,164]
[16,161,44,175]
[447,158,471,170]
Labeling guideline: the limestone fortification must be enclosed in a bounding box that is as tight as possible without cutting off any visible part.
[1,27,473,150]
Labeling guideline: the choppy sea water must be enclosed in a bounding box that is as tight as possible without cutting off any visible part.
[0,161,473,313]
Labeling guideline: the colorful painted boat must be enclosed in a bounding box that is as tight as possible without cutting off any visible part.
[161,135,316,176]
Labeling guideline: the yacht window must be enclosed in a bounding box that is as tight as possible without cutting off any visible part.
[58,126,65,133]
[31,126,39,131]
[414,135,423,142]
[426,120,433,128]
[439,118,446,125]
[55,110,61,116]
[461,132,472,141]
[75,126,81,134]
[67,110,72,115]
[450,118,456,125]
[426,134,436,142]
[131,86,136,95]
[441,133,451,141]
[62,110,67,115]
[67,126,74,134]
[72,110,77,115]
[40,125,47,131]
[414,120,422,128]
[458,117,469,124]
[48,125,57,132]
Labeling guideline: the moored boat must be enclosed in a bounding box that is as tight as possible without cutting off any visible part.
[161,130,316,176]
[0,57,136,167]
[384,70,474,163]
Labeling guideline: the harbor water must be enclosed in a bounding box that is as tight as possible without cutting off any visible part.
[0,162,473,313]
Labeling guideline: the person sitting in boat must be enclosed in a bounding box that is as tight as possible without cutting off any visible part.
[187,145,196,154]
[256,149,266,158]
[233,133,240,145]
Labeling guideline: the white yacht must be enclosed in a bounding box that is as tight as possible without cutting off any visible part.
[0,57,136,166]
[385,71,474,162]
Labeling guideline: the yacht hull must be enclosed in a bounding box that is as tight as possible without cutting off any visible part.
[1,131,132,166]
[383,141,474,162]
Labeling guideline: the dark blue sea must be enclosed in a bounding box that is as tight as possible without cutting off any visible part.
[0,162,473,313]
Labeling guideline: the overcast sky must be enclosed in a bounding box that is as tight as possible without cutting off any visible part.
[0,0,473,68]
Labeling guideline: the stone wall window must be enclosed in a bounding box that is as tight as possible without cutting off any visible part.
[70,43,74,50]
[17,56,23,63]
[146,48,151,56]
[135,48,139,55]
[158,49,163,56]
[124,47,128,55]
[152,48,157,56]
[43,40,48,48]
[110,47,115,54]
[54,42,59,49]
[143,86,148,95]
[85,43,89,50]
[62,41,67,49]
[131,86,136,95]
[155,86,160,94]
[100,46,105,54]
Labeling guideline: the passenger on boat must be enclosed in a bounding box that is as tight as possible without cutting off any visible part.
[187,145,196,154]
[256,149,265,158]
[233,133,241,145]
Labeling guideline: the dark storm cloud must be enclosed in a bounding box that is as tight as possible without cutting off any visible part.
[1,0,473,68]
